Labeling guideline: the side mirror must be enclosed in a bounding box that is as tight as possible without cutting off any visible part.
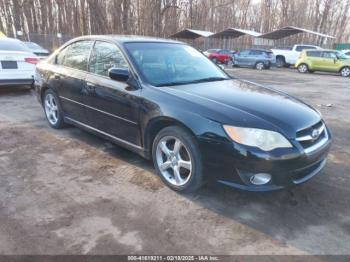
[109,68,129,82]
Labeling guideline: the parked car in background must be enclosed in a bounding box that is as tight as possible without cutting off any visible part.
[233,49,275,70]
[203,49,232,64]
[340,49,350,58]
[24,41,50,59]
[35,35,331,193]
[0,37,39,86]
[295,49,350,77]
[272,44,321,67]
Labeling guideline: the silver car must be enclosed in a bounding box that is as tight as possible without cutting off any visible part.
[233,49,276,70]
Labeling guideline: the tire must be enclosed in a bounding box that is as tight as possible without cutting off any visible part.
[43,89,66,129]
[276,56,285,68]
[297,63,309,73]
[211,58,218,64]
[152,126,203,193]
[255,62,265,70]
[340,67,350,77]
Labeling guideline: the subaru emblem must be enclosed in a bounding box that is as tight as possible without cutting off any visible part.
[311,129,320,139]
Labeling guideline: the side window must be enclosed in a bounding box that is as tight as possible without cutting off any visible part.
[239,50,250,55]
[306,51,321,57]
[89,41,128,77]
[322,52,337,59]
[56,46,69,65]
[296,46,316,52]
[345,52,350,56]
[62,41,93,71]
[249,50,262,56]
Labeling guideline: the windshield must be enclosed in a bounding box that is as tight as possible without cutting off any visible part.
[0,39,31,52]
[124,42,230,87]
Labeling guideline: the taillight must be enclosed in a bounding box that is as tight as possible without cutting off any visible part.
[24,57,39,64]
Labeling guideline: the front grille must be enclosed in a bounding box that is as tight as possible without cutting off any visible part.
[296,121,329,154]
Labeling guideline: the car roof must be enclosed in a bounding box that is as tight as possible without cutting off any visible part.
[71,35,184,44]
[242,48,271,52]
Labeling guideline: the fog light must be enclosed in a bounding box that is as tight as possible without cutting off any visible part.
[250,173,271,185]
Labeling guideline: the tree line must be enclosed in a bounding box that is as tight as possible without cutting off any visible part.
[0,0,349,48]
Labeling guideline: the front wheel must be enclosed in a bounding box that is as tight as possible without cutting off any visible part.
[152,126,203,193]
[211,58,218,64]
[43,89,66,129]
[297,63,309,73]
[340,67,350,77]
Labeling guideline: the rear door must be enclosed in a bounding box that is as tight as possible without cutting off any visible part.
[84,41,142,146]
[235,50,250,66]
[52,40,94,122]
[248,50,263,66]
[306,50,323,70]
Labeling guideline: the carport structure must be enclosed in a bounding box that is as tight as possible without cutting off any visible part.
[169,28,214,50]
[209,28,262,50]
[169,28,214,39]
[256,26,335,47]
[210,28,262,38]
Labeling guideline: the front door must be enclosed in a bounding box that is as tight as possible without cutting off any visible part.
[321,51,341,72]
[84,41,142,147]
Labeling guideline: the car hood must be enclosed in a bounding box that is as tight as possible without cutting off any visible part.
[162,79,321,138]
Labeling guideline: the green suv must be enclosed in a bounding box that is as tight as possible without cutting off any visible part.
[295,49,350,77]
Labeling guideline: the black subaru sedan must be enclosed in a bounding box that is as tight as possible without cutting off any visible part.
[34,35,331,192]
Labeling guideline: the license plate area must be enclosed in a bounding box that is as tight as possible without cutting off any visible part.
[1,61,18,69]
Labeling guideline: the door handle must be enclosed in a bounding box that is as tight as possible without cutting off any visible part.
[84,82,96,95]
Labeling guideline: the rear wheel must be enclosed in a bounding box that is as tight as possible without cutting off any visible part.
[43,89,66,129]
[297,63,309,73]
[211,58,218,64]
[255,62,265,70]
[152,126,203,193]
[340,67,350,77]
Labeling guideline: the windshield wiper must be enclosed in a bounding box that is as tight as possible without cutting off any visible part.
[156,77,229,87]
[187,77,230,84]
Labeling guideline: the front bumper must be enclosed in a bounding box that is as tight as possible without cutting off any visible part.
[199,127,332,192]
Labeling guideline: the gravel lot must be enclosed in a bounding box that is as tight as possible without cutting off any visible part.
[0,67,349,255]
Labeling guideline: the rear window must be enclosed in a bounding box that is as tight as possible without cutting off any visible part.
[306,51,322,57]
[296,45,317,52]
[0,39,30,52]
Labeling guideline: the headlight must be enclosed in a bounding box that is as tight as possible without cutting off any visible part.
[223,125,293,151]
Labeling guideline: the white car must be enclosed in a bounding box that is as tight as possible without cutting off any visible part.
[0,38,39,87]
[24,41,50,59]
[340,49,350,58]
[271,44,321,67]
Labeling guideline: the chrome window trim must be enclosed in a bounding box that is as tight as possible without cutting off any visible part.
[59,96,138,125]
[65,116,143,150]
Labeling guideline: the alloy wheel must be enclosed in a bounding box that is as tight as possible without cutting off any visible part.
[340,67,350,77]
[155,136,192,186]
[44,93,59,125]
[298,64,308,73]
[256,62,264,70]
